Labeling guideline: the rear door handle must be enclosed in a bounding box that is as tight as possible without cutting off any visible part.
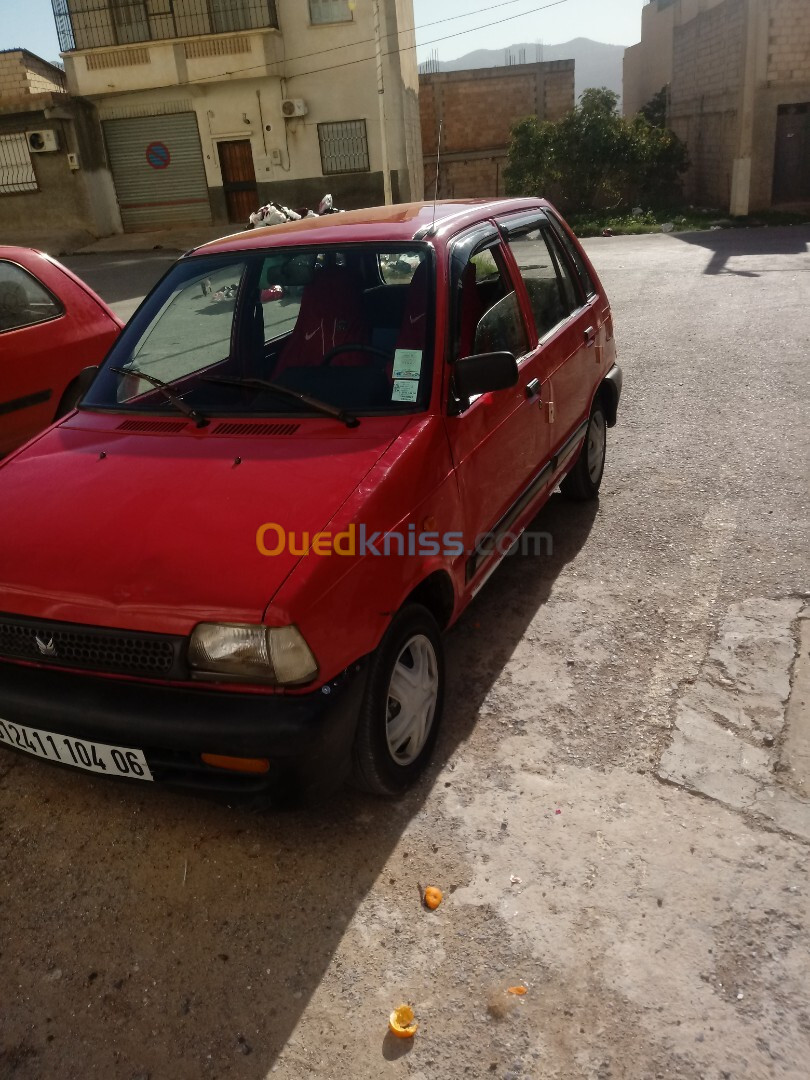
[584,325,597,347]
[525,378,541,400]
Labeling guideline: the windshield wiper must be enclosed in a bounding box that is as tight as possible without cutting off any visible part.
[201,375,359,428]
[110,367,210,428]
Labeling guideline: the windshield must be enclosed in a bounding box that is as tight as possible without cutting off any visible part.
[84,244,434,420]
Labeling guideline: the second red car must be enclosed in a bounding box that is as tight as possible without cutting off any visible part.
[0,247,122,456]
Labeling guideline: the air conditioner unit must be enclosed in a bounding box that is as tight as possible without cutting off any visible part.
[281,98,308,119]
[27,130,59,153]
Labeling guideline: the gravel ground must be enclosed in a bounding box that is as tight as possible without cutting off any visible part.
[2,226,809,1080]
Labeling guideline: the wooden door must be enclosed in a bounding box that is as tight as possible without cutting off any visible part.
[217,140,258,223]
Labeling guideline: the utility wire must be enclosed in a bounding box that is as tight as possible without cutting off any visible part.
[194,0,571,85]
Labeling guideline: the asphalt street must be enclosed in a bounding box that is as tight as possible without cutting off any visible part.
[64,251,178,322]
[3,226,809,1080]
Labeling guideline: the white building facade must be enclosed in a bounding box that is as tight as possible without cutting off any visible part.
[53,0,423,230]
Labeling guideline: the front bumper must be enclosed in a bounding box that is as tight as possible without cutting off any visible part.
[0,659,368,798]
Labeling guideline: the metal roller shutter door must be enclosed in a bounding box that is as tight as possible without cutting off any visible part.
[103,113,211,230]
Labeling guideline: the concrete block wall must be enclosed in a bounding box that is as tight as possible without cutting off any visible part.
[670,0,745,207]
[767,0,810,84]
[0,53,32,101]
[671,0,744,104]
[0,51,65,102]
[24,55,67,95]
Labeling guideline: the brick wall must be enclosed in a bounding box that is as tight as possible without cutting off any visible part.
[420,60,575,198]
[0,51,65,103]
[425,156,507,201]
[767,0,810,84]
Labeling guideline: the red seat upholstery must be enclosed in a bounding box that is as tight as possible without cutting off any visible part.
[275,265,369,375]
[394,260,429,353]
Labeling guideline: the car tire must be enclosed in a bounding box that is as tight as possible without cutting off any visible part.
[560,400,606,501]
[351,604,445,796]
[54,379,82,420]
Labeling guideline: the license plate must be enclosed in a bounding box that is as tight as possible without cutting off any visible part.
[0,718,153,781]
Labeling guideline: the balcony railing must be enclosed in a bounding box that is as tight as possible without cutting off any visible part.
[51,0,278,52]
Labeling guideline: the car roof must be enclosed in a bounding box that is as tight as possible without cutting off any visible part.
[0,246,51,263]
[190,198,550,257]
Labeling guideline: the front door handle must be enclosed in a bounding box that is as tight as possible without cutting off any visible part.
[584,325,597,347]
[525,377,541,400]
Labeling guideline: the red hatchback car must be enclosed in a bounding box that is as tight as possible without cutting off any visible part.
[0,199,621,799]
[0,248,122,456]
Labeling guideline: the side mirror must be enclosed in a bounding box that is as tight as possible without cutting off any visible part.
[453,351,518,399]
[77,365,99,397]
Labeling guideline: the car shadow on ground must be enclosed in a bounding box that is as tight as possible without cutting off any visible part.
[0,493,598,1080]
[673,223,810,275]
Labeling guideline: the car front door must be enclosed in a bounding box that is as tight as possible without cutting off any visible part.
[442,225,552,592]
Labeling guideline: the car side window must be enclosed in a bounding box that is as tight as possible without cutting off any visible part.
[506,226,580,339]
[547,212,597,298]
[0,260,63,333]
[456,244,529,361]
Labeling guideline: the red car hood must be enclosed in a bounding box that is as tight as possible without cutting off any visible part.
[0,420,404,633]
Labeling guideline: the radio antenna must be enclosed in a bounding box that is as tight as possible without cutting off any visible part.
[431,120,443,230]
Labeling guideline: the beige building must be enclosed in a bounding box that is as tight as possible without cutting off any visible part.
[53,0,423,231]
[623,0,810,214]
[0,49,121,248]
[420,61,575,199]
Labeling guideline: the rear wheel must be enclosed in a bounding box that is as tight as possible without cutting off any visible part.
[351,604,444,796]
[560,402,606,501]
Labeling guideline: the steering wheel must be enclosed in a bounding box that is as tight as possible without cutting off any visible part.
[321,343,392,367]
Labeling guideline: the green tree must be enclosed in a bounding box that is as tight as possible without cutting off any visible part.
[640,86,669,128]
[504,87,688,212]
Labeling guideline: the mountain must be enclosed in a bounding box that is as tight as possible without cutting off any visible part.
[422,38,625,102]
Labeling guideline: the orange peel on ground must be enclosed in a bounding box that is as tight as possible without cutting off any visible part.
[389,1004,418,1038]
[507,985,528,996]
[423,886,443,910]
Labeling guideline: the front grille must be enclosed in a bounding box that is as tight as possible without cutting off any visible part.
[0,614,187,681]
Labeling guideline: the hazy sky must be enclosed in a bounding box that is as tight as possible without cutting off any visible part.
[1,0,647,68]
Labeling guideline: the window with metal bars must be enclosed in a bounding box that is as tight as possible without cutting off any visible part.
[309,0,353,25]
[0,134,38,195]
[52,0,278,51]
[318,119,370,175]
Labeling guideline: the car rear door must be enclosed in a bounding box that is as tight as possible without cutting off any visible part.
[0,259,67,453]
[498,212,599,473]
[442,224,552,591]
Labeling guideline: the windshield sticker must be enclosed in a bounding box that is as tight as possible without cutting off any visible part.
[392,349,423,380]
[392,379,419,403]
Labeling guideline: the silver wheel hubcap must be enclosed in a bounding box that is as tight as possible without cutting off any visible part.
[385,634,439,766]
[587,411,606,483]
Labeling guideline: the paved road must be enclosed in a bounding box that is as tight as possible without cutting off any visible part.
[64,251,178,322]
[3,228,809,1080]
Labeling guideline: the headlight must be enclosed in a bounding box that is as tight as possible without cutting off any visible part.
[188,623,318,686]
